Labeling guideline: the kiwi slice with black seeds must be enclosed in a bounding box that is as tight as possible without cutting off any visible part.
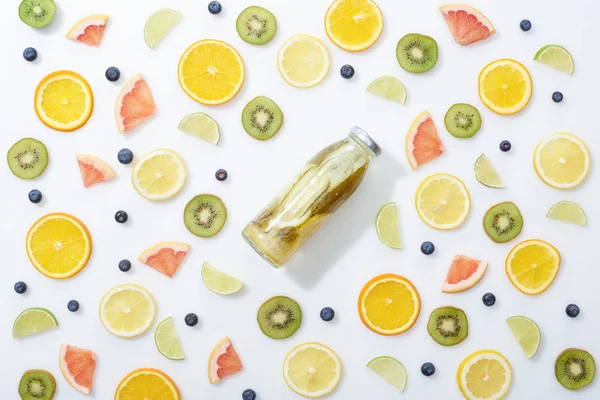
[257,296,302,339]
[19,370,56,400]
[396,33,439,73]
[555,348,596,390]
[7,138,49,180]
[242,96,283,140]
[427,306,468,346]
[19,0,56,28]
[236,6,277,45]
[483,201,523,243]
[184,194,227,237]
[444,103,482,138]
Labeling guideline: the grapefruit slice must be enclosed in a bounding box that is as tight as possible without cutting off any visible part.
[442,255,487,293]
[66,15,109,47]
[59,344,97,394]
[115,73,156,134]
[139,242,190,278]
[406,111,444,169]
[440,5,495,46]
[208,336,243,384]
[76,154,115,188]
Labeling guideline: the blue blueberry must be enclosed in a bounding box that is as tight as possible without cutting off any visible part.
[552,91,563,103]
[208,1,222,14]
[115,210,128,223]
[23,47,38,62]
[119,259,131,272]
[482,292,496,306]
[421,362,435,376]
[14,281,27,294]
[340,64,355,79]
[185,313,199,326]
[520,19,532,31]
[67,300,80,312]
[105,67,121,82]
[320,307,335,322]
[500,140,511,152]
[28,189,42,203]
[420,241,435,255]
[566,304,580,318]
[118,148,133,164]
[242,389,257,400]
[215,169,228,181]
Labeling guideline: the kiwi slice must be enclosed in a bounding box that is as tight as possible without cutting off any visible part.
[483,201,523,243]
[236,6,277,45]
[242,96,284,140]
[7,138,49,180]
[19,370,56,400]
[257,296,302,339]
[444,103,482,138]
[183,194,227,237]
[427,306,468,346]
[396,33,439,73]
[19,0,56,28]
[555,348,596,390]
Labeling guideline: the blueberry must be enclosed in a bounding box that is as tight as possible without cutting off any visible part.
[185,313,199,327]
[208,1,222,14]
[118,148,133,164]
[340,64,355,79]
[420,241,435,255]
[105,67,121,82]
[23,47,38,62]
[499,140,511,152]
[14,281,27,294]
[28,189,42,203]
[421,362,435,377]
[482,292,496,306]
[215,169,228,181]
[119,259,131,272]
[242,389,257,400]
[115,210,128,223]
[520,19,532,31]
[320,307,335,322]
[552,91,563,103]
[566,304,580,318]
[67,300,80,312]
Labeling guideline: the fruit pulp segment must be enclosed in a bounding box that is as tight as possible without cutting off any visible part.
[446,257,480,284]
[538,138,587,184]
[103,290,153,331]
[119,78,156,132]
[216,344,243,380]
[419,180,468,225]
[411,117,443,166]
[480,64,528,109]
[363,281,417,329]
[119,373,177,398]
[62,345,96,390]
[287,347,338,392]
[442,8,493,45]
[41,79,87,123]
[509,245,558,291]
[465,358,508,398]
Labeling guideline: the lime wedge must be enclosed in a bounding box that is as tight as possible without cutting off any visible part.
[376,202,402,249]
[506,316,541,358]
[13,308,58,339]
[367,356,407,392]
[201,262,244,295]
[366,76,407,104]
[534,44,574,75]
[474,154,504,188]
[178,112,220,145]
[547,201,586,226]
[144,8,182,49]
[154,317,185,360]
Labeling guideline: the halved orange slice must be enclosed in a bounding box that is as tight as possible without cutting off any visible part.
[324,0,384,52]
[406,111,444,169]
[440,4,495,46]
[76,154,114,188]
[115,368,180,400]
[442,255,487,293]
[139,242,190,278]
[115,73,156,133]
[66,15,109,46]
[208,336,243,384]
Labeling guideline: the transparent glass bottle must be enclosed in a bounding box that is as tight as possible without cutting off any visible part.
[242,127,381,268]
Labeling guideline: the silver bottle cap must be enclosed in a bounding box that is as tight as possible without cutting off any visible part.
[350,126,381,157]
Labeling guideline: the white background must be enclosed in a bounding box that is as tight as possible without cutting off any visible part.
[0,0,598,398]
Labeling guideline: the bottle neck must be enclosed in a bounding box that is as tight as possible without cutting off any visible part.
[349,127,381,159]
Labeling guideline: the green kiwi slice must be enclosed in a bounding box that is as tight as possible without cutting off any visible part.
[236,6,277,45]
[19,0,56,28]
[257,296,302,339]
[183,194,227,237]
[427,306,468,346]
[444,103,482,138]
[396,33,439,73]
[242,96,284,140]
[555,348,596,390]
[483,201,523,243]
[7,138,49,180]
[19,370,56,400]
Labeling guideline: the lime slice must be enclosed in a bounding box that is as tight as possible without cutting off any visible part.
[144,8,182,49]
[154,317,185,360]
[547,201,586,226]
[367,356,407,392]
[506,316,541,358]
[201,262,244,295]
[13,308,59,339]
[474,154,504,188]
[366,76,407,104]
[534,44,574,75]
[376,202,402,249]
[178,112,220,145]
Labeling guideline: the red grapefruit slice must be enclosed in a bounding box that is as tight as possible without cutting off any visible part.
[115,73,156,134]
[440,4,495,46]
[406,111,444,169]
[139,241,190,278]
[442,255,487,293]
[66,15,109,47]
[208,336,243,384]
[76,154,115,188]
[59,344,97,395]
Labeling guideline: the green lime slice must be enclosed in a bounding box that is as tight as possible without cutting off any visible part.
[534,44,574,75]
[366,76,407,105]
[154,317,185,360]
[201,262,244,295]
[13,308,58,339]
[144,8,182,49]
[367,356,407,392]
[547,201,586,226]
[376,202,402,249]
[474,154,504,188]
[506,316,541,359]
[178,112,220,145]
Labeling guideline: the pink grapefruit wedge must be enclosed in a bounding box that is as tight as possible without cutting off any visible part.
[115,73,156,134]
[442,255,487,293]
[440,4,495,46]
[76,154,115,188]
[59,344,97,395]
[66,15,109,47]
[406,111,444,169]
[139,241,190,278]
[208,336,243,384]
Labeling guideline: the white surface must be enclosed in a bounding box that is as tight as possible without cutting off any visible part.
[0,0,598,398]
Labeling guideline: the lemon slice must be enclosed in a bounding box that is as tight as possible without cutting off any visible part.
[283,342,342,398]
[132,149,187,201]
[99,284,156,338]
[506,316,541,359]
[415,173,471,230]
[505,239,561,295]
[144,8,182,49]
[366,76,407,104]
[201,262,244,295]
[13,308,59,339]
[478,59,532,115]
[475,154,504,188]
[533,132,591,189]
[375,202,402,249]
[457,350,512,400]
[546,201,586,226]
[534,44,574,75]
[367,356,407,392]
[277,35,330,88]
[178,112,219,144]
[155,317,185,360]
[324,0,383,51]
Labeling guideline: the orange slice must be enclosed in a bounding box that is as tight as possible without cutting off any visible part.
[324,0,384,52]
[59,344,97,394]
[478,59,532,115]
[115,73,156,133]
[440,4,495,46]
[505,239,561,295]
[442,255,487,293]
[139,242,190,278]
[406,111,444,169]
[76,154,115,188]
[208,336,243,384]
[66,15,109,46]
[115,368,180,400]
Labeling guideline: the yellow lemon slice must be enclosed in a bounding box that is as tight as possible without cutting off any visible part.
[132,149,187,201]
[115,368,180,399]
[533,132,591,189]
[278,35,330,88]
[478,59,532,115]
[505,239,561,295]
[325,0,383,52]
[283,342,342,398]
[415,173,471,230]
[99,284,156,338]
[457,350,512,400]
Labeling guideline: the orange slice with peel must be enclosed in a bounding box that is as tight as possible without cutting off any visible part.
[478,59,532,115]
[406,111,444,169]
[139,242,190,278]
[115,73,156,133]
[442,255,487,293]
[66,15,109,46]
[505,239,561,295]
[440,4,495,46]
[76,154,114,188]
[324,0,384,52]
[115,368,180,400]
[208,336,243,384]
[59,344,96,394]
